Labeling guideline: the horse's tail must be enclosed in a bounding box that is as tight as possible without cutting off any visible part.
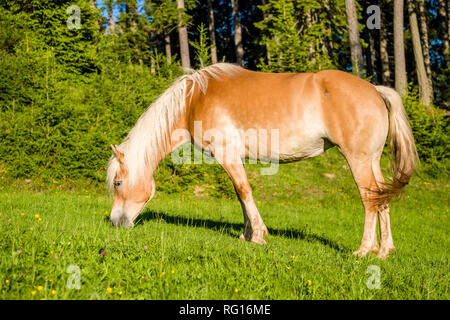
[374,85,419,204]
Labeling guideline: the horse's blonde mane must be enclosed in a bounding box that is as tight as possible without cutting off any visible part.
[107,63,242,191]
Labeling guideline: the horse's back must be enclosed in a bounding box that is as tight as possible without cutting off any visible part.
[193,68,323,128]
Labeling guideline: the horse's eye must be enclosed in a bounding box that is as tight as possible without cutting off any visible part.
[114,180,122,188]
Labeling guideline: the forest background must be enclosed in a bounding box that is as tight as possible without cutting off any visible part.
[0,0,448,196]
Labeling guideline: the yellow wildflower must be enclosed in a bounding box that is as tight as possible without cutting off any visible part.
[307,280,312,286]
[37,286,43,291]
[34,214,40,219]
[171,270,175,274]
[106,287,113,293]
[31,291,36,295]
[5,280,10,284]
[234,288,239,293]
[51,290,56,295]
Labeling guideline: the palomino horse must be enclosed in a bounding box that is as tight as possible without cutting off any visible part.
[107,63,417,259]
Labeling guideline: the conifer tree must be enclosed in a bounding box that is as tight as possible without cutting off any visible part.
[146,0,178,63]
[256,0,338,73]
[255,0,307,72]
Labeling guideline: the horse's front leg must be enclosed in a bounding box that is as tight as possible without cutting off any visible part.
[220,162,269,244]
[236,196,252,241]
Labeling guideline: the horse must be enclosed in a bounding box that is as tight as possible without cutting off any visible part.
[107,63,418,259]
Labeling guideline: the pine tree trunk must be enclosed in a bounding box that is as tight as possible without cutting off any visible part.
[231,0,244,66]
[345,0,364,77]
[417,0,432,81]
[437,0,449,59]
[323,0,333,59]
[379,0,391,86]
[165,33,172,64]
[306,9,315,64]
[261,0,271,64]
[379,28,391,85]
[150,56,156,74]
[91,0,97,9]
[408,0,433,106]
[177,0,191,69]
[107,1,115,34]
[207,0,218,64]
[368,31,377,83]
[394,0,406,96]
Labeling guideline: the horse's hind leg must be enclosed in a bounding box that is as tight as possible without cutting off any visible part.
[345,155,380,257]
[220,162,269,244]
[372,159,396,258]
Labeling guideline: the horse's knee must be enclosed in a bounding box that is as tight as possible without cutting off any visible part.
[235,183,253,200]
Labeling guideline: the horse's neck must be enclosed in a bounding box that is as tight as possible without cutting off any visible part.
[150,114,191,174]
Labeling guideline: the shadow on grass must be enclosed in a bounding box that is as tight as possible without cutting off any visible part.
[136,209,351,254]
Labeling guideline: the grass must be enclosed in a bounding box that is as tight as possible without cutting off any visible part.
[0,149,448,300]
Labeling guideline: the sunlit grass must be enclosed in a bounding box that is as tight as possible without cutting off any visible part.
[0,149,448,299]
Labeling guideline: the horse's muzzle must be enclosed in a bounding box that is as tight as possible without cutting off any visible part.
[110,208,134,228]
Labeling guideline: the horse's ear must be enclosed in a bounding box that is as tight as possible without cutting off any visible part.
[110,144,124,164]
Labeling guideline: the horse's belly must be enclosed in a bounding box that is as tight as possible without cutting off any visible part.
[277,138,327,162]
[247,128,330,163]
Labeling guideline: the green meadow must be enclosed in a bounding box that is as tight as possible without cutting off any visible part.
[0,149,448,300]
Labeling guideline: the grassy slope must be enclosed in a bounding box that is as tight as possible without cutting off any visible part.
[0,149,448,300]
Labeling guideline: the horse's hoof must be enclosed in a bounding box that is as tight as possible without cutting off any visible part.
[239,232,252,242]
[377,246,396,259]
[240,229,267,244]
[353,244,378,257]
[250,237,267,245]
[353,248,370,257]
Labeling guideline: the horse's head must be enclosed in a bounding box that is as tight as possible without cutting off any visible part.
[107,145,156,227]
